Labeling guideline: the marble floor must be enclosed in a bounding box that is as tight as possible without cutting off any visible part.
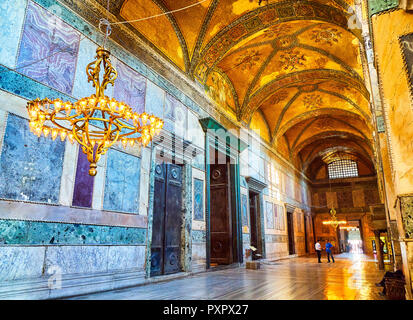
[68,253,386,300]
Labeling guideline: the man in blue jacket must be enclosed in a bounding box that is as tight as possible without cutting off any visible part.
[326,241,335,263]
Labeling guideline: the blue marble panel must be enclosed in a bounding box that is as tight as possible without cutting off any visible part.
[114,59,146,114]
[193,178,204,221]
[192,230,206,243]
[265,201,274,229]
[0,0,27,68]
[0,219,146,245]
[16,1,80,94]
[0,114,65,203]
[145,80,164,118]
[241,193,249,226]
[278,205,285,231]
[193,153,205,171]
[164,93,187,137]
[103,149,141,213]
[0,246,45,281]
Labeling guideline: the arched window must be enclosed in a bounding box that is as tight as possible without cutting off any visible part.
[328,159,358,179]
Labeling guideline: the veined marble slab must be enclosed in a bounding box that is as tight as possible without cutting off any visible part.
[0,219,147,245]
[0,0,27,69]
[0,246,45,281]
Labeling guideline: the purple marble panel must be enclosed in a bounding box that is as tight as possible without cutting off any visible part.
[16,1,80,94]
[72,149,95,208]
[114,60,146,114]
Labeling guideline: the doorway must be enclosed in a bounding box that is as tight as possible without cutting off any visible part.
[338,220,363,254]
[287,211,295,255]
[209,147,238,265]
[150,163,183,276]
[304,215,309,253]
[249,190,262,260]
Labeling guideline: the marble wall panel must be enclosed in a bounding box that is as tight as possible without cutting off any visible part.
[352,189,365,207]
[145,80,165,118]
[16,1,80,94]
[72,148,94,208]
[364,188,380,206]
[0,219,147,245]
[164,93,187,137]
[106,245,146,271]
[0,246,45,281]
[45,245,109,275]
[265,201,274,229]
[0,114,65,203]
[114,59,146,114]
[58,141,77,206]
[187,110,204,148]
[91,152,107,210]
[192,243,206,266]
[337,190,353,208]
[241,193,248,226]
[0,0,27,68]
[193,178,204,221]
[103,149,141,213]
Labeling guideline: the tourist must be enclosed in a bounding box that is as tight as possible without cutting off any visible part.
[326,241,335,263]
[315,240,322,263]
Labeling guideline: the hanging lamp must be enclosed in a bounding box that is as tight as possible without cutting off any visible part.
[26,20,163,176]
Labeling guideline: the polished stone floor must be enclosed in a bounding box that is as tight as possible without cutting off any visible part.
[69,253,386,300]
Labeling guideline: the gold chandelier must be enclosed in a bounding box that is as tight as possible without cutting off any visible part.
[26,46,163,176]
[322,207,347,229]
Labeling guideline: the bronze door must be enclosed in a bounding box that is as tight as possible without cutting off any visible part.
[287,212,295,255]
[150,163,183,276]
[210,163,232,265]
[304,215,309,253]
[249,191,259,260]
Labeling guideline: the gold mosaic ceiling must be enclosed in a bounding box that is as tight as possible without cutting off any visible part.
[114,0,373,178]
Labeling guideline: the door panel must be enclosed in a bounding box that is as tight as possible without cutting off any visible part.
[210,163,232,265]
[164,164,182,274]
[150,163,183,276]
[249,192,259,260]
[287,212,295,255]
[150,164,166,276]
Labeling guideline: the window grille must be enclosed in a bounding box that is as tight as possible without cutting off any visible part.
[328,159,358,179]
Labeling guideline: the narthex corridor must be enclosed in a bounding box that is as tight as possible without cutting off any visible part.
[0,0,412,302]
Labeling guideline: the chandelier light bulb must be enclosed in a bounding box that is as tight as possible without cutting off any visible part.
[51,128,59,141]
[60,130,67,142]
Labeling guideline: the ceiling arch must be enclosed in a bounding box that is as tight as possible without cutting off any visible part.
[109,0,374,180]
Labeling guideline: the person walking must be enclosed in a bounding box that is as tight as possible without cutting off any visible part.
[326,241,335,263]
[315,240,322,263]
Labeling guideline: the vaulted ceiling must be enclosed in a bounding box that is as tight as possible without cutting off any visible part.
[104,0,375,179]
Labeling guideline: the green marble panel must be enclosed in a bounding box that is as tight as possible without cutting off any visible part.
[0,219,146,245]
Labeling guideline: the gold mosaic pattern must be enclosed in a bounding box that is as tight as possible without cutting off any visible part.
[118,0,373,176]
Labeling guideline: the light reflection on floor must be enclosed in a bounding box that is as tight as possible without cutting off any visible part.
[69,253,386,300]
